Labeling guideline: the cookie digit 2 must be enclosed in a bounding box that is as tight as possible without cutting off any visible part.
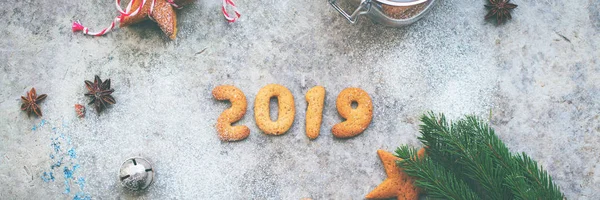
[332,88,373,138]
[212,85,250,141]
[305,86,325,139]
[254,84,295,135]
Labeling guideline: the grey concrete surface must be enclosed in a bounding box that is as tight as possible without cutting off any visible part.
[1,0,599,199]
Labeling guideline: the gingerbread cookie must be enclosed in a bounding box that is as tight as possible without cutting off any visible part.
[416,148,426,159]
[120,0,178,39]
[331,88,373,138]
[212,85,250,141]
[305,86,325,140]
[365,149,425,200]
[254,84,295,135]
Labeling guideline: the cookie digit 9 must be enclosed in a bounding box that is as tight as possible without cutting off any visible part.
[212,85,250,141]
[332,88,373,138]
[305,86,325,139]
[254,84,295,135]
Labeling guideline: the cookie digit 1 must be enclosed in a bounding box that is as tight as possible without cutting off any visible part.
[254,84,295,135]
[212,85,250,141]
[332,88,373,138]
[305,86,325,139]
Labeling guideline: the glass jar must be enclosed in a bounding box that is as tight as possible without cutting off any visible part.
[329,0,437,27]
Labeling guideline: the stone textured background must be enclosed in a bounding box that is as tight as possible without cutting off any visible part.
[0,0,599,199]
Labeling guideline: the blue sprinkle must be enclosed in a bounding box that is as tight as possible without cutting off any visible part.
[64,180,70,194]
[73,164,80,172]
[50,154,54,159]
[41,172,50,182]
[51,141,60,153]
[76,177,85,190]
[31,125,37,131]
[51,158,63,169]
[41,172,55,182]
[39,119,46,127]
[64,166,74,179]
[73,192,91,200]
[68,148,76,159]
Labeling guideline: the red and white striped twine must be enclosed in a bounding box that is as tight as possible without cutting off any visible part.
[73,0,240,37]
[166,0,183,9]
[222,0,240,23]
[72,17,120,36]
[72,0,151,36]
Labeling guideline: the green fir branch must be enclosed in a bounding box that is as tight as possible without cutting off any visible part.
[396,146,479,200]
[396,112,565,200]
[419,113,511,199]
[395,145,418,160]
[512,152,564,199]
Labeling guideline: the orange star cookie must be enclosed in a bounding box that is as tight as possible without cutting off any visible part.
[365,149,425,200]
[119,0,187,39]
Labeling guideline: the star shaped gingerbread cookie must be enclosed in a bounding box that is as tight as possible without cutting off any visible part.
[120,0,193,39]
[365,149,425,200]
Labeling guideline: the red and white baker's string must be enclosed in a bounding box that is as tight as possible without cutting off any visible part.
[115,0,146,17]
[166,0,183,9]
[73,0,239,37]
[72,17,121,36]
[148,0,156,20]
[222,0,241,23]
[73,0,146,36]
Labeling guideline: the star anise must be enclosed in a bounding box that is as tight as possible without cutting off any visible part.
[485,0,518,25]
[85,75,116,113]
[21,88,47,117]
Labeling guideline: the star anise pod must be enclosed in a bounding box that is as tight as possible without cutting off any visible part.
[21,88,47,117]
[85,75,116,113]
[485,0,517,25]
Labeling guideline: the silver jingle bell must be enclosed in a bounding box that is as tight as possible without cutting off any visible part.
[119,157,155,191]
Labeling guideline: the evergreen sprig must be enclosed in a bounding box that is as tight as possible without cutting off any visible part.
[396,112,564,200]
[397,147,480,200]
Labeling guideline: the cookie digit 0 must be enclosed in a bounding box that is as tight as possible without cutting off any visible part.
[254,84,295,135]
[305,86,325,139]
[332,88,373,138]
[212,85,250,141]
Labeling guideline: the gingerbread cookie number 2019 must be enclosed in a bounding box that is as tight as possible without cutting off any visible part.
[332,88,373,138]
[254,84,296,135]
[212,85,250,141]
[212,84,373,141]
[305,86,326,140]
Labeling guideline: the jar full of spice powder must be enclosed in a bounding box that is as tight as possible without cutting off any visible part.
[329,0,437,27]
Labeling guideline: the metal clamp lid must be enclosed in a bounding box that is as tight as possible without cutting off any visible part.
[329,0,429,24]
[376,0,428,7]
[328,0,371,24]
